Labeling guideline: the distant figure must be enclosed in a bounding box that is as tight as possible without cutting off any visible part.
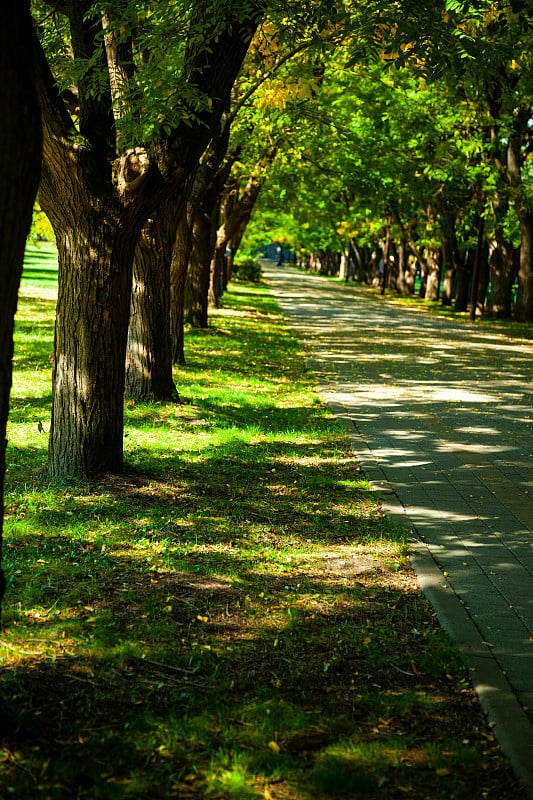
[276,245,283,266]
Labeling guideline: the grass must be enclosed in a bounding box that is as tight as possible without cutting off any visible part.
[0,243,525,799]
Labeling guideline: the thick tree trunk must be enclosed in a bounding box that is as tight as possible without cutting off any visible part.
[186,209,215,327]
[469,214,485,322]
[441,261,455,306]
[47,210,139,478]
[349,238,364,281]
[441,228,461,306]
[454,250,473,312]
[386,242,399,290]
[0,2,42,621]
[477,240,490,312]
[125,201,179,402]
[515,212,533,321]
[171,213,193,365]
[396,238,415,294]
[487,236,517,319]
[208,242,225,308]
[424,246,442,301]
[227,217,248,275]
[418,259,428,298]
[339,250,349,281]
[507,125,533,321]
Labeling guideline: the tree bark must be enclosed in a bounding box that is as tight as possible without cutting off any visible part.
[441,240,455,306]
[170,213,192,366]
[424,246,442,302]
[441,221,462,306]
[487,236,517,319]
[45,203,140,477]
[208,149,275,307]
[454,250,473,312]
[0,2,42,621]
[186,207,217,327]
[125,199,181,402]
[507,116,533,321]
[469,214,485,322]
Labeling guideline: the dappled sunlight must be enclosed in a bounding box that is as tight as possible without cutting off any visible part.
[265,263,533,756]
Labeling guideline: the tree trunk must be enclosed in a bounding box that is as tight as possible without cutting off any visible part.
[380,213,392,295]
[476,240,490,312]
[396,238,415,294]
[515,212,533,321]
[46,206,139,478]
[469,214,485,322]
[0,1,42,621]
[187,208,216,325]
[487,236,517,319]
[125,200,180,402]
[424,246,442,301]
[507,122,533,321]
[171,213,192,366]
[208,149,275,306]
[387,242,399,290]
[454,250,473,312]
[208,242,225,308]
[418,259,428,298]
[227,217,248,276]
[339,250,348,281]
[441,228,461,306]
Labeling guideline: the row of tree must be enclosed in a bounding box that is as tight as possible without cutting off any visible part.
[1,1,532,621]
[0,0,368,621]
[243,1,533,323]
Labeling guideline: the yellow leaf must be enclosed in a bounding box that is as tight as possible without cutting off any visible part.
[163,605,172,613]
[197,615,208,623]
[87,617,96,623]
[268,741,281,754]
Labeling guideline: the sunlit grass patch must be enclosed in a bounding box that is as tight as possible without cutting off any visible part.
[0,255,524,799]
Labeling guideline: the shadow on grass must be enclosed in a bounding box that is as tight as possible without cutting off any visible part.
[21,266,58,284]
[0,552,514,799]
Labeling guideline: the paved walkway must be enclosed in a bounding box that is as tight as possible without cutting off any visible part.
[264,262,533,796]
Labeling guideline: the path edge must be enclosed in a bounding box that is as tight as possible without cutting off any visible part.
[327,396,533,798]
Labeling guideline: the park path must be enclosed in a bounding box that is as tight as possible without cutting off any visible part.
[263,262,533,794]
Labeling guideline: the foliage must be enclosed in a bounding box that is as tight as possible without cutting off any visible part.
[231,257,262,282]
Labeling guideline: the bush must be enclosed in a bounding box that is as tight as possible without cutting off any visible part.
[231,257,262,283]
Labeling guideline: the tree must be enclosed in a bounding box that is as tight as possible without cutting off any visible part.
[34,0,261,478]
[0,3,42,621]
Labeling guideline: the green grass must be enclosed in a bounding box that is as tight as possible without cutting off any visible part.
[0,243,524,799]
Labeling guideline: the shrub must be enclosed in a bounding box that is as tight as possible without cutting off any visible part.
[231,257,262,282]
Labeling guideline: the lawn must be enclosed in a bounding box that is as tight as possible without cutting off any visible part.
[0,244,524,799]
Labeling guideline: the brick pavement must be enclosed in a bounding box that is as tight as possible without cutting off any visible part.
[264,262,533,795]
